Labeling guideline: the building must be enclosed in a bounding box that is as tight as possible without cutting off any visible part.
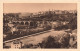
[51,21,61,28]
[11,40,22,49]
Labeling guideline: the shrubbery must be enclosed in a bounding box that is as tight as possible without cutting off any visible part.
[54,17,77,30]
[4,25,52,41]
[39,36,61,48]
[22,35,70,48]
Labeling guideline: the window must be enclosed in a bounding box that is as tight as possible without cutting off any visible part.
[30,22,34,26]
[25,22,28,25]
[17,45,18,46]
[17,47,18,48]
[19,47,20,49]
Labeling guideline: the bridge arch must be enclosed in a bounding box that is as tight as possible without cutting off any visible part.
[20,22,24,25]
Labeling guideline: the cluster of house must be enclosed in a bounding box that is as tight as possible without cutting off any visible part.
[3,19,69,40]
[3,10,77,19]
[3,10,71,40]
[7,19,68,31]
[3,10,77,49]
[3,40,22,49]
[3,10,76,32]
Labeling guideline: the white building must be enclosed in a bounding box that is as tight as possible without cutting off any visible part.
[51,21,60,28]
[11,40,22,49]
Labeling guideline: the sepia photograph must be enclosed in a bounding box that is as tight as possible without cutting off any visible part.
[3,3,77,49]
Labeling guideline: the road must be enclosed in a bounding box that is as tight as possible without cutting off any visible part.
[17,29,66,45]
[4,29,67,46]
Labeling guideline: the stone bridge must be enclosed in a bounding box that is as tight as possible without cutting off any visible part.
[12,20,51,27]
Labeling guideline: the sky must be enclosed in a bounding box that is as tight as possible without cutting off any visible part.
[3,3,77,13]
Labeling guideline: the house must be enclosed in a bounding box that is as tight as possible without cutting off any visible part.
[11,40,22,49]
[51,21,60,28]
[3,34,7,38]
